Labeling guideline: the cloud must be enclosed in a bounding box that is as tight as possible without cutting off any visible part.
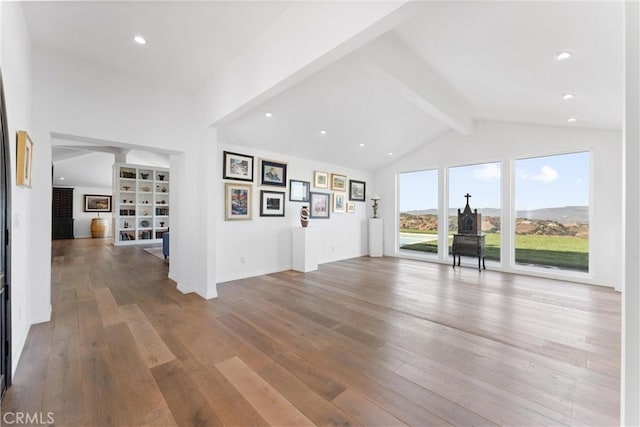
[531,166,559,183]
[473,163,501,181]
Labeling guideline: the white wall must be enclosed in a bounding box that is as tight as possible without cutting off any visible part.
[216,143,373,283]
[1,2,35,373]
[71,186,113,238]
[31,47,218,299]
[375,120,623,288]
[53,151,114,189]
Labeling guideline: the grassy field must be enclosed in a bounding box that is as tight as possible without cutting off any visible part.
[400,232,588,272]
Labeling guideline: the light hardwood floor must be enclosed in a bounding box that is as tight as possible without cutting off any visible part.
[1,238,620,426]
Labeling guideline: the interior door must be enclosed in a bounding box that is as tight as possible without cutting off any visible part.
[0,69,13,398]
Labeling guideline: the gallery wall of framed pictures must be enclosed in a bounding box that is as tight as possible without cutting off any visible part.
[221,148,369,221]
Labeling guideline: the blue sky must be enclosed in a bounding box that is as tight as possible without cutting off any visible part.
[399,152,589,212]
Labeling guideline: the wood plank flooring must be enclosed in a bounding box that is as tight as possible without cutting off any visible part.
[1,238,620,426]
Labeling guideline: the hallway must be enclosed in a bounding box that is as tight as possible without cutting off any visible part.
[1,238,621,425]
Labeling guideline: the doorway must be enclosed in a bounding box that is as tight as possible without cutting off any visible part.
[0,70,13,398]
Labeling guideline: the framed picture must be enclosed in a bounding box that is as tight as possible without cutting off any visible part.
[333,192,346,213]
[223,151,254,182]
[309,192,330,219]
[331,173,347,191]
[16,130,33,188]
[84,194,112,212]
[225,183,252,220]
[314,171,329,189]
[289,179,310,202]
[349,180,366,201]
[260,190,285,217]
[261,159,287,187]
[347,202,356,213]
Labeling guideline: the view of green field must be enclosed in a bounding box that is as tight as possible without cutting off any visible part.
[398,153,590,273]
[400,232,589,272]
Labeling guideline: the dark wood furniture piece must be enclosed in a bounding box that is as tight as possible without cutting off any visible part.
[452,193,485,271]
[52,187,74,240]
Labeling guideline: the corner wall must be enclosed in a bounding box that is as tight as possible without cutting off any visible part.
[374,120,623,288]
[216,143,373,283]
[1,2,36,373]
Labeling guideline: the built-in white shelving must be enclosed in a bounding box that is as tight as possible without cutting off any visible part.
[112,163,170,246]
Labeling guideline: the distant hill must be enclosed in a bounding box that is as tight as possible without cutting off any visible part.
[403,206,588,225]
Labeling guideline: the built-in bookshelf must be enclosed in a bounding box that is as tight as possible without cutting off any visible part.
[112,163,170,246]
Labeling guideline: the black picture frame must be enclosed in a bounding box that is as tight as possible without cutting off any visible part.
[349,179,366,201]
[309,192,330,219]
[260,160,287,187]
[289,179,310,202]
[259,190,285,217]
[84,194,112,212]
[223,150,254,182]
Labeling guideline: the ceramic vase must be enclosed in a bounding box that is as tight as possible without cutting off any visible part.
[300,206,309,228]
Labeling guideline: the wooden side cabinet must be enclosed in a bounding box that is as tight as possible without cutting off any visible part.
[452,234,485,271]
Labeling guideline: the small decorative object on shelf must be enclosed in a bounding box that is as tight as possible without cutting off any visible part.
[300,206,309,228]
[158,174,165,181]
[371,195,381,218]
[160,221,165,227]
[140,173,149,179]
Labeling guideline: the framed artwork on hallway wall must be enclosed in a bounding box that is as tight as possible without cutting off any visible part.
[225,183,252,220]
[260,159,287,187]
[313,171,328,189]
[16,130,33,188]
[259,190,285,217]
[289,180,310,202]
[84,194,112,212]
[349,180,366,201]
[223,151,254,182]
[333,192,346,213]
[331,173,346,191]
[309,192,330,218]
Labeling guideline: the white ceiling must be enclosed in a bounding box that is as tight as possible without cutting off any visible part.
[23,1,625,172]
[393,1,624,130]
[22,1,291,91]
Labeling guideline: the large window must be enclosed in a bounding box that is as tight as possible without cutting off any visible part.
[515,152,589,272]
[448,162,501,261]
[398,170,438,254]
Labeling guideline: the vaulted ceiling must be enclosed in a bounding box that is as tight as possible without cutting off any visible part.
[24,1,624,172]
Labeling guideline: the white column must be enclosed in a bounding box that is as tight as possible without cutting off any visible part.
[369,218,383,257]
[291,228,318,272]
[623,1,640,425]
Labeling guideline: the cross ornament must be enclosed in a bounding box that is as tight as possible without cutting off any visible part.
[464,193,472,205]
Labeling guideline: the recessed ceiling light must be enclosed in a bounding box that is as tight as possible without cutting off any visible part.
[567,117,577,122]
[562,94,575,100]
[134,36,147,45]
[320,130,327,135]
[388,152,394,156]
[264,112,273,118]
[359,143,365,147]
[554,51,572,61]
[60,177,65,180]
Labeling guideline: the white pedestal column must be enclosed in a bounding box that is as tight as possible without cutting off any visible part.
[368,218,383,257]
[292,228,318,272]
